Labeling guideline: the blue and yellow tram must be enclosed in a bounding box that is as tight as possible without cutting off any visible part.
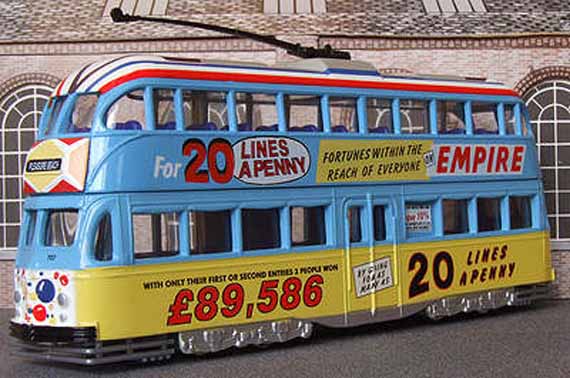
[11,54,554,364]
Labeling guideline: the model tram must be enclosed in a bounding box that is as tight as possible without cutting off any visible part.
[10,10,554,365]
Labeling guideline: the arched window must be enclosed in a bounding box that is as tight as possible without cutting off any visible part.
[0,82,54,251]
[523,80,570,240]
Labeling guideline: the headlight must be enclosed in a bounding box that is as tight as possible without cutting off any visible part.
[59,313,68,323]
[57,293,69,308]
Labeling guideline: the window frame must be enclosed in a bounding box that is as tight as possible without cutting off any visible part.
[188,208,234,256]
[404,197,441,239]
[287,200,331,251]
[475,195,504,233]
[241,206,284,253]
[345,200,370,247]
[43,208,80,248]
[442,198,471,236]
[131,211,182,260]
[371,201,393,244]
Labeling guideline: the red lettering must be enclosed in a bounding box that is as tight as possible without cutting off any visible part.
[451,146,471,173]
[495,146,509,172]
[437,146,451,173]
[278,139,289,156]
[240,142,252,159]
[511,146,525,172]
[293,157,306,173]
[486,146,496,173]
[167,289,193,326]
[256,141,268,158]
[472,146,487,173]
[238,162,251,179]
[253,160,265,177]
[268,139,278,158]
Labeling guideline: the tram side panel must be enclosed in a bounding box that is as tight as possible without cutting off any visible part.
[398,231,554,307]
[75,249,348,341]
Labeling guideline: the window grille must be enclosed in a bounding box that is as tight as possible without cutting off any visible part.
[0,84,53,252]
[523,80,570,240]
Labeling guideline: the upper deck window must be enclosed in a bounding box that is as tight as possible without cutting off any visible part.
[400,100,430,134]
[504,104,516,135]
[367,98,393,134]
[106,90,146,130]
[438,101,465,134]
[236,93,279,132]
[153,89,176,130]
[45,210,78,247]
[472,102,498,134]
[64,94,98,134]
[286,95,323,132]
[45,97,66,135]
[330,97,358,133]
[183,90,228,131]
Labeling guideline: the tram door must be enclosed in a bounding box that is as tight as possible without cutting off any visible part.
[343,198,372,323]
[343,197,396,325]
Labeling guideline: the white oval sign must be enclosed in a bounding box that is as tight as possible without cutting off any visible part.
[233,137,310,185]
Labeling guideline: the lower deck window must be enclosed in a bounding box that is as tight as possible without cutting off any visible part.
[133,213,179,258]
[348,207,362,243]
[405,203,433,234]
[443,199,469,235]
[373,205,386,241]
[510,196,532,229]
[291,206,326,246]
[95,213,113,261]
[25,210,37,246]
[190,210,232,254]
[242,208,281,251]
[477,198,502,232]
[45,210,78,247]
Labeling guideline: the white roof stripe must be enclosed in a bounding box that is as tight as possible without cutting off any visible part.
[54,55,512,97]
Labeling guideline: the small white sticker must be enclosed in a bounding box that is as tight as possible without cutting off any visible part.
[406,204,432,232]
[353,257,394,298]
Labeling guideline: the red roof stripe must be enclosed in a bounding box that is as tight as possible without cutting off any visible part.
[99,68,519,97]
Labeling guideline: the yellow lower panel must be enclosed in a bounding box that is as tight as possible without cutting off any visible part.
[75,231,553,340]
[399,231,554,305]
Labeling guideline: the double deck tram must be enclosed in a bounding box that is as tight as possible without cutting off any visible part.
[10,54,554,364]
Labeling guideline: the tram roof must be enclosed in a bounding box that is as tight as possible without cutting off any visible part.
[53,55,518,98]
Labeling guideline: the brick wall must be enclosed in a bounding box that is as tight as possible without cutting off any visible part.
[1,37,570,307]
[552,251,570,298]
[0,260,14,308]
